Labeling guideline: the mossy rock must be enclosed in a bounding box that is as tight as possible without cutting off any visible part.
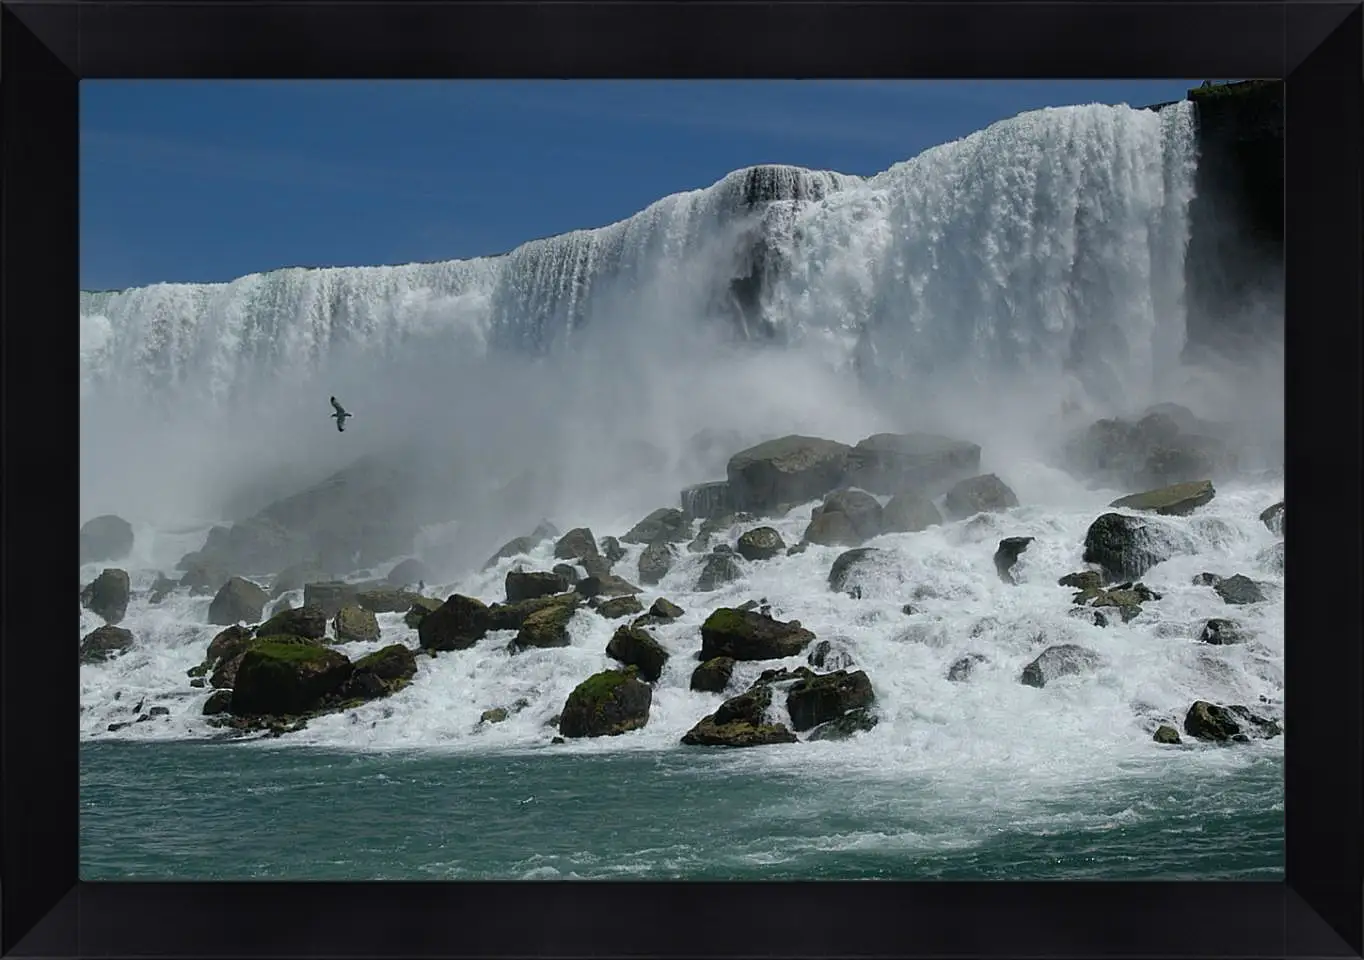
[605,625,670,682]
[257,604,328,642]
[690,656,736,693]
[208,576,269,626]
[595,595,644,620]
[480,707,509,725]
[700,608,814,661]
[343,644,417,699]
[334,604,381,643]
[418,594,490,652]
[230,641,353,717]
[1153,724,1182,744]
[513,596,581,650]
[806,707,879,741]
[81,568,131,624]
[403,596,443,629]
[785,669,875,732]
[80,625,134,664]
[211,634,322,690]
[1109,480,1215,517]
[1058,570,1104,590]
[735,526,786,561]
[559,667,652,738]
[505,569,571,603]
[680,688,796,747]
[487,592,578,631]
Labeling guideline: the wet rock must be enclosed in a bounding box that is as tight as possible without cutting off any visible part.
[880,492,943,534]
[179,559,232,597]
[202,690,233,715]
[1183,700,1281,742]
[993,537,1035,584]
[355,588,424,614]
[638,542,675,586]
[807,639,855,671]
[785,669,875,732]
[1082,513,1170,581]
[553,528,600,564]
[752,665,818,687]
[947,653,988,682]
[1198,618,1250,645]
[1068,607,1110,628]
[1059,570,1104,590]
[827,547,887,595]
[807,490,883,544]
[303,581,361,618]
[480,707,509,724]
[599,536,626,566]
[1214,575,1266,605]
[80,515,134,565]
[575,573,643,599]
[81,568,130,624]
[621,508,690,545]
[736,526,786,561]
[386,558,431,587]
[483,536,537,570]
[606,624,670,682]
[844,432,980,496]
[1020,644,1104,688]
[333,604,381,644]
[512,596,581,650]
[726,435,851,513]
[342,644,417,700]
[229,640,353,716]
[806,707,879,741]
[208,577,268,626]
[257,604,328,641]
[559,667,653,738]
[681,684,798,747]
[418,595,491,652]
[696,553,743,592]
[595,595,645,620]
[1192,572,1223,587]
[552,563,582,584]
[148,573,179,605]
[680,480,735,521]
[403,596,443,629]
[943,473,1018,519]
[1153,724,1182,744]
[690,656,736,693]
[700,608,814,661]
[802,507,863,547]
[1075,582,1162,623]
[1109,480,1216,517]
[506,569,571,603]
[80,624,135,664]
[1259,501,1284,536]
[650,598,684,619]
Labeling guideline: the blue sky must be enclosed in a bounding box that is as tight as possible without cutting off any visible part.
[81,80,1202,291]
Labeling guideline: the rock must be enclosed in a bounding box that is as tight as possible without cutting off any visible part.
[880,492,943,533]
[1020,644,1104,688]
[80,515,134,564]
[342,644,417,699]
[202,690,233,715]
[844,433,981,496]
[696,553,742,592]
[690,657,736,693]
[483,536,537,570]
[606,625,670,682]
[700,608,814,661]
[785,669,875,731]
[1153,724,1182,744]
[803,508,863,547]
[270,562,328,599]
[79,625,134,664]
[229,641,353,716]
[637,542,675,586]
[553,528,599,563]
[559,667,653,738]
[386,558,431,587]
[148,573,179,605]
[403,597,443,629]
[681,685,798,747]
[819,490,884,540]
[257,604,328,641]
[1143,434,1234,488]
[1080,583,1160,623]
[1192,572,1223,587]
[1198,618,1250,645]
[726,435,851,513]
[1212,574,1266,605]
[943,474,1019,520]
[827,547,887,594]
[807,639,855,671]
[575,574,643,599]
[506,569,571,603]
[206,624,256,668]
[333,605,381,643]
[552,563,582,584]
[480,707,509,725]
[207,577,269,625]
[80,568,130,624]
[1184,700,1281,742]
[947,653,988,682]
[1068,607,1110,627]
[735,526,786,561]
[993,537,1034,584]
[418,595,491,652]
[806,707,880,741]
[303,581,361,618]
[650,598,684,619]
[1082,513,1169,581]
[1109,480,1216,517]
[1058,571,1104,590]
[179,559,231,597]
[595,595,644,620]
[512,596,581,650]
[1259,501,1284,536]
[621,508,690,545]
[680,481,735,521]
[355,588,423,614]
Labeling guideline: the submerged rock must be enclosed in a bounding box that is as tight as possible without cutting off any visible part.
[559,667,653,738]
[700,608,815,661]
[993,537,1034,584]
[690,656,736,693]
[1109,480,1215,517]
[806,707,879,741]
[827,547,888,595]
[736,526,786,561]
[418,595,491,652]
[681,685,797,747]
[943,474,1018,520]
[1020,644,1103,688]
[81,568,130,624]
[726,435,851,513]
[605,624,670,682]
[208,577,268,626]
[946,653,988,682]
[80,624,135,664]
[80,515,134,565]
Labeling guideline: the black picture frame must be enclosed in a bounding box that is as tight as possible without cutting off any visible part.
[5,1,1361,956]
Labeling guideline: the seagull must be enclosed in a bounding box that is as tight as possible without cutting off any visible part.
[329,396,353,433]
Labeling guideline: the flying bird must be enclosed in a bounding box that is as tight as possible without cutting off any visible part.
[329,396,353,433]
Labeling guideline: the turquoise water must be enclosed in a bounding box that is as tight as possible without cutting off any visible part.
[80,741,1283,880]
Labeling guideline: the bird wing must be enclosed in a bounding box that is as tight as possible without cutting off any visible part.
[331,397,346,415]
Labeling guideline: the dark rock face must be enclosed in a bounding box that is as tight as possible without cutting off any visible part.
[595,595,644,620]
[1020,644,1103,688]
[512,597,581,650]
[680,481,735,521]
[943,474,1019,520]
[1198,618,1250,645]
[880,492,943,533]
[1183,700,1281,743]
[178,558,231,597]
[994,537,1035,584]
[700,608,814,661]
[785,670,875,732]
[1259,501,1284,536]
[682,684,798,747]
[343,644,418,700]
[257,604,328,642]
[827,548,887,595]
[81,568,131,624]
[303,581,361,618]
[148,573,179,605]
[506,569,571,603]
[1214,575,1266,605]
[606,625,670,682]
[1109,480,1216,517]
[418,595,491,652]
[736,526,786,561]
[559,668,653,738]
[947,653,988,682]
[726,435,851,513]
[806,707,879,741]
[80,515,134,565]
[554,528,599,564]
[333,605,381,643]
[80,624,135,664]
[638,542,675,586]
[622,508,690,545]
[843,433,980,496]
[1082,513,1170,581]
[696,553,743,592]
[203,690,233,715]
[690,656,736,693]
[208,577,268,626]
[229,640,353,716]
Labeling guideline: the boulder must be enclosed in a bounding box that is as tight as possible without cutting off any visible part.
[79,625,134,664]
[1020,644,1104,688]
[403,596,443,629]
[487,593,576,630]
[80,568,130,624]
[1153,724,1182,744]
[206,624,256,669]
[1214,575,1266,605]
[690,656,736,693]
[207,577,268,626]
[695,553,742,592]
[553,528,599,564]
[700,608,814,661]
[483,536,537,570]
[605,624,670,682]
[256,604,328,642]
[595,595,644,620]
[807,639,855,671]
[179,559,231,597]
[600,536,626,565]
[505,570,571,603]
[993,537,1034,584]
[680,481,735,522]
[1109,480,1215,517]
[880,492,943,534]
[736,526,786,561]
[575,574,643,599]
[844,433,980,495]
[342,644,417,700]
[943,474,1019,520]
[559,667,653,738]
[270,562,329,599]
[1259,501,1285,536]
[622,508,690,545]
[418,595,491,652]
[385,558,431,587]
[512,596,580,650]
[812,489,884,541]
[1183,701,1281,743]
[1058,570,1104,590]
[726,435,851,513]
[1198,618,1250,645]
[806,707,879,741]
[827,547,887,595]
[638,542,675,586]
[681,685,797,747]
[552,563,581,584]
[650,598,684,619]
[229,641,353,716]
[1082,513,1170,581]
[303,581,361,618]
[80,515,134,565]
[785,669,875,732]
[333,605,381,643]
[355,588,423,614]
[1143,434,1235,488]
[802,510,863,547]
